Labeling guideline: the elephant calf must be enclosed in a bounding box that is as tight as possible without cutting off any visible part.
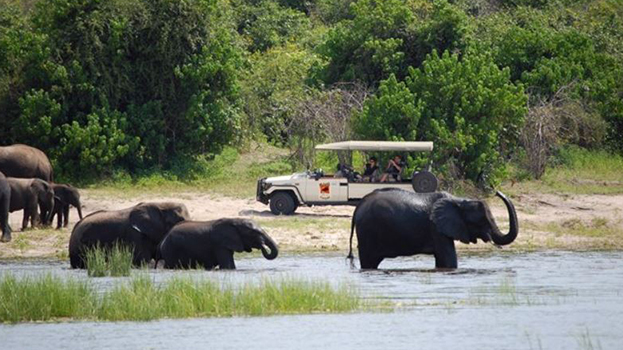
[7,177,55,230]
[46,183,83,229]
[158,218,279,270]
[0,171,10,242]
[69,202,190,268]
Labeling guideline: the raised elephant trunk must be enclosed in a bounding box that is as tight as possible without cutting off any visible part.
[489,191,519,246]
[260,233,279,260]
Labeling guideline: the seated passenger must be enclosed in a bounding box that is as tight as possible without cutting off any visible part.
[335,163,354,179]
[380,155,405,182]
[362,157,379,182]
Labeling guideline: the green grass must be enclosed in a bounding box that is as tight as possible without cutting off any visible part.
[86,144,294,198]
[0,274,94,323]
[83,243,133,277]
[0,273,362,323]
[505,147,623,195]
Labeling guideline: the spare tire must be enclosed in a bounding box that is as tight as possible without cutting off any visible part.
[412,171,438,193]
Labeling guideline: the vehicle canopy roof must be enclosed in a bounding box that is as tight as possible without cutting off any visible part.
[315,141,433,152]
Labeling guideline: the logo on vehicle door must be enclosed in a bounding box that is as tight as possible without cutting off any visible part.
[319,182,330,199]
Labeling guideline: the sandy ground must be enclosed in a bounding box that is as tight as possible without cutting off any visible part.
[1,189,623,259]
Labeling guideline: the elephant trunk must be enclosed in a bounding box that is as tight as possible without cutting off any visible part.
[74,199,83,220]
[260,233,279,260]
[489,191,519,246]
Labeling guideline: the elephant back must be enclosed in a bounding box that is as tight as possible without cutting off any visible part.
[0,144,53,182]
[69,209,133,266]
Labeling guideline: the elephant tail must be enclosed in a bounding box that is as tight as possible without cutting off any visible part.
[347,209,357,261]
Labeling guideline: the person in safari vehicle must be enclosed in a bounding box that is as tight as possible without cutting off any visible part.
[380,155,405,182]
[362,157,379,182]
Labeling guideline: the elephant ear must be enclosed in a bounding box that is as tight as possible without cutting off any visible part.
[210,221,245,252]
[431,198,471,244]
[129,204,166,242]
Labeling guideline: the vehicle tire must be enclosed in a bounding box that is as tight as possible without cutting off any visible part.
[269,192,297,215]
[412,171,438,193]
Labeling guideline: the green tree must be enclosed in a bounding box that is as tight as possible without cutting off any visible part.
[1,0,243,179]
[354,51,527,183]
[316,0,472,87]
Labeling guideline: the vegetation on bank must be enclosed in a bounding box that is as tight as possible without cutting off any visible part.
[0,273,362,323]
[1,0,622,187]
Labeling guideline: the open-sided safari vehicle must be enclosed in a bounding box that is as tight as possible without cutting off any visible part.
[256,141,438,215]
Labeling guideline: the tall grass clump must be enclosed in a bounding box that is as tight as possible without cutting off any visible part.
[0,274,93,323]
[0,274,362,323]
[83,243,133,277]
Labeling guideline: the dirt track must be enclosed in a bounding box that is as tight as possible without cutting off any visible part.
[2,189,623,259]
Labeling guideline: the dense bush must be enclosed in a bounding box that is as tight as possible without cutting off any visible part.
[355,51,527,183]
[2,0,622,184]
[315,0,471,87]
[233,0,311,52]
[0,0,242,179]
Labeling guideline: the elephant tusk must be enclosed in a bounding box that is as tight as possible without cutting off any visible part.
[131,224,142,233]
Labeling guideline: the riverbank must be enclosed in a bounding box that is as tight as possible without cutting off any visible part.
[1,187,622,260]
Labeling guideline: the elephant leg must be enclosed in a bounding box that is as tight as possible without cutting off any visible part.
[0,214,10,242]
[55,206,62,229]
[357,242,383,269]
[359,255,383,269]
[22,210,30,230]
[63,205,70,227]
[214,247,236,270]
[433,234,458,269]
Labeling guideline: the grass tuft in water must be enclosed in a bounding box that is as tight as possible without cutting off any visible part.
[0,273,361,323]
[83,243,133,277]
[0,274,94,323]
[577,328,603,350]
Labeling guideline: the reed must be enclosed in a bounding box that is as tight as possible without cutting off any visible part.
[0,273,361,323]
[83,243,133,277]
[0,274,94,323]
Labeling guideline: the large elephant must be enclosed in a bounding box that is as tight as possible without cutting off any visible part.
[0,171,11,242]
[68,202,190,268]
[158,218,279,270]
[0,144,53,182]
[7,178,55,231]
[347,189,518,269]
[46,183,83,229]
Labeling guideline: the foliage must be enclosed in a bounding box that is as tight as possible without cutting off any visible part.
[233,0,311,52]
[0,273,361,323]
[315,0,472,87]
[2,0,623,183]
[355,51,527,183]
[0,0,242,180]
[240,44,320,142]
[476,4,623,152]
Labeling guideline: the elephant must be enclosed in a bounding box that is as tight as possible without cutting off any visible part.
[68,202,190,268]
[0,144,53,182]
[347,188,518,269]
[7,177,55,231]
[158,218,279,270]
[0,171,11,242]
[45,183,83,229]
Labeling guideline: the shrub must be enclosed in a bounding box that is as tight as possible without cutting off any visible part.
[354,50,527,184]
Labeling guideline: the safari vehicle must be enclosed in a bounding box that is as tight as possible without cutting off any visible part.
[257,141,438,215]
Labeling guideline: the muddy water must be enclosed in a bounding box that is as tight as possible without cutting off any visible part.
[1,251,622,349]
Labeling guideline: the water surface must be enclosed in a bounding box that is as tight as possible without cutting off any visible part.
[1,251,622,349]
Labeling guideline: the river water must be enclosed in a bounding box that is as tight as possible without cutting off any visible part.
[1,251,622,349]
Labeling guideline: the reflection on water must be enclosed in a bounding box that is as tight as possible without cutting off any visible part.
[1,251,622,350]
